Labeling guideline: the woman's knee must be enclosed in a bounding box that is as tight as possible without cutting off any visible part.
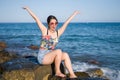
[55,49,62,55]
[62,52,69,59]
[64,52,69,56]
[56,49,62,53]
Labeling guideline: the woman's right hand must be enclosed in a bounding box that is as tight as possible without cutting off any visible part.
[73,11,80,15]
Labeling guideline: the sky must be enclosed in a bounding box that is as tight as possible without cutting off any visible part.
[0,0,120,23]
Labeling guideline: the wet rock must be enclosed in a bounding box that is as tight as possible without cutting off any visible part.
[47,72,107,80]
[24,56,38,64]
[85,69,110,80]
[34,63,65,80]
[0,50,17,64]
[74,72,90,78]
[86,68,103,77]
[1,58,38,72]
[3,69,35,80]
[50,63,65,75]
[2,64,65,80]
[0,49,109,80]
[0,57,65,80]
[27,44,39,50]
[48,74,108,80]
[66,72,90,78]
[34,65,53,80]
[0,65,3,74]
[0,56,109,80]
[67,77,108,80]
[48,75,66,80]
[87,60,100,65]
[0,75,5,80]
[0,42,7,51]
[0,50,20,74]
[1,58,37,80]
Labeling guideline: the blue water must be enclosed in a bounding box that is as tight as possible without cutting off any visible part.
[0,22,120,80]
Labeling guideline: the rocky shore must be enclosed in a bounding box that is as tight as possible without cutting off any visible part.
[0,41,110,80]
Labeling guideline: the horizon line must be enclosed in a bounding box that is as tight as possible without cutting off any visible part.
[0,21,120,23]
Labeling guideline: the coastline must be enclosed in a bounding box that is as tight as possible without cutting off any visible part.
[0,41,109,80]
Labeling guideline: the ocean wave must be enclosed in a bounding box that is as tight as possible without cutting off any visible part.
[72,61,120,80]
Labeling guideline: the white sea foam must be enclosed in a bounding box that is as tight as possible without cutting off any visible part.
[72,62,99,72]
[102,68,120,80]
[72,61,120,80]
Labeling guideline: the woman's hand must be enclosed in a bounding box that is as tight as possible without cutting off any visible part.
[23,6,29,10]
[74,11,80,15]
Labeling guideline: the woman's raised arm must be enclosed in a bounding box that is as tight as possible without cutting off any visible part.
[23,7,47,35]
[58,11,79,37]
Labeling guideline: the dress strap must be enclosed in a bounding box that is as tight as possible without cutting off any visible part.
[56,30,58,37]
[47,29,49,35]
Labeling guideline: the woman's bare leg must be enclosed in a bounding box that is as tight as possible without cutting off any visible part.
[42,49,66,77]
[62,52,77,78]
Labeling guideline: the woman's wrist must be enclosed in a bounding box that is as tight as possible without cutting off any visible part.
[74,11,79,15]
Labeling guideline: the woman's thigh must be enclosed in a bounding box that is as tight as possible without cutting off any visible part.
[42,49,62,65]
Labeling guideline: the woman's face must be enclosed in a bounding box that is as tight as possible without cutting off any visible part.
[48,19,58,31]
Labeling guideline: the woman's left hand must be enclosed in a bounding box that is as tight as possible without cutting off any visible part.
[22,6,29,10]
[74,11,80,15]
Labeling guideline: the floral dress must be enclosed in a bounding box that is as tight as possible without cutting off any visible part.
[37,30,58,64]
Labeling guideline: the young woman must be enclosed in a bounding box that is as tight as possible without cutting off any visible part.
[23,7,79,78]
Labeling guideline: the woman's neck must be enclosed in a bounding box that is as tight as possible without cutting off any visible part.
[48,29,56,33]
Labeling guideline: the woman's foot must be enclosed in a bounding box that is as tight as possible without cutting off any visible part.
[55,73,66,78]
[70,74,77,78]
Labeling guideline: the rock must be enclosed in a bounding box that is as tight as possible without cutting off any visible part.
[66,72,90,78]
[74,72,90,78]
[34,63,65,80]
[50,63,65,75]
[42,74,50,80]
[48,74,108,80]
[1,58,37,80]
[0,42,7,51]
[0,50,17,64]
[27,44,39,50]
[87,60,100,65]
[67,77,108,80]
[34,65,53,80]
[1,57,65,80]
[86,68,103,77]
[0,65,3,74]
[1,56,109,80]
[48,72,89,80]
[3,69,35,80]
[0,58,38,72]
[0,49,109,80]
[0,75,5,80]
[48,75,66,80]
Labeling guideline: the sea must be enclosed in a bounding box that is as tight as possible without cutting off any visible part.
[0,22,120,80]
